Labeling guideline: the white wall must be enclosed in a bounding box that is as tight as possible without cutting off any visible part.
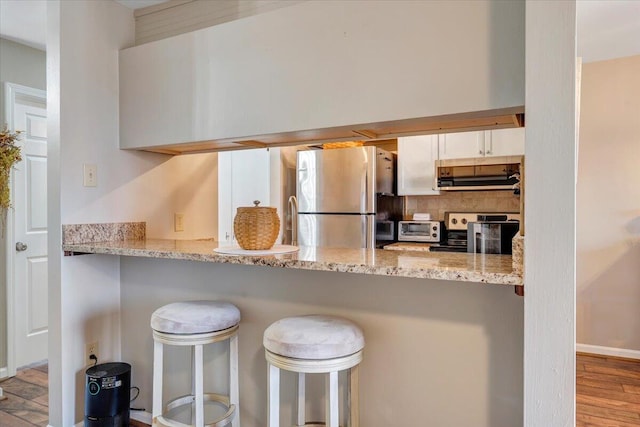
[47,1,219,425]
[0,37,46,371]
[577,55,640,353]
[120,258,524,427]
[524,2,577,426]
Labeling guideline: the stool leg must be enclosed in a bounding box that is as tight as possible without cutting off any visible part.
[348,366,360,427]
[152,340,163,423]
[267,363,280,427]
[325,371,339,427]
[191,346,196,425]
[229,333,240,427]
[194,344,204,427]
[296,373,306,426]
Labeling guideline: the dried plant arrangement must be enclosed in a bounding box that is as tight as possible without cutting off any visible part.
[0,124,22,233]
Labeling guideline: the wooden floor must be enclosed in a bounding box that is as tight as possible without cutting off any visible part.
[0,354,638,426]
[0,362,48,427]
[577,353,640,426]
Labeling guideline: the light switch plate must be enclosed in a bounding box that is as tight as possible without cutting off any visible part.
[83,164,97,187]
[174,213,185,232]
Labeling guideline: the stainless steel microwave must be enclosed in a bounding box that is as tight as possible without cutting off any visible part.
[397,221,443,242]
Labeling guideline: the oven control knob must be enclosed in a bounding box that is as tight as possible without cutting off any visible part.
[432,226,437,231]
[432,233,437,238]
[461,219,467,225]
[452,218,458,224]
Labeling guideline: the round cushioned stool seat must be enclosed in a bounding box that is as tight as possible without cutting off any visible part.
[151,300,240,334]
[263,315,364,360]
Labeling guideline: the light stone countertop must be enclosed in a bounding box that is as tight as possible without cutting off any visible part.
[383,242,433,252]
[62,238,523,286]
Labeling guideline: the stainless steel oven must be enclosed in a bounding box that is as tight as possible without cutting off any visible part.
[429,212,520,252]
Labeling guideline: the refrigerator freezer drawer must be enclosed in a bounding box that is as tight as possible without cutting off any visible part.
[298,214,375,249]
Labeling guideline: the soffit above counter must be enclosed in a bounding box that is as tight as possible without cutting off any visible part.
[127,108,525,155]
[119,1,524,155]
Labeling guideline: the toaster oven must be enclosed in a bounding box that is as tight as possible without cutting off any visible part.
[397,221,443,242]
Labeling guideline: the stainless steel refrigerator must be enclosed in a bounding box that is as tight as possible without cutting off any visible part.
[296,146,395,249]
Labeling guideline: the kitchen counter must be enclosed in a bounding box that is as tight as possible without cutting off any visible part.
[63,238,523,286]
[383,242,433,252]
[62,223,525,425]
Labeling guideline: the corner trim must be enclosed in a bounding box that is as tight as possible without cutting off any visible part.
[577,343,640,360]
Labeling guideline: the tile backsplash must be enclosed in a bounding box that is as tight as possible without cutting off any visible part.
[404,191,520,220]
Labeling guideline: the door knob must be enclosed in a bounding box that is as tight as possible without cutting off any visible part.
[16,242,28,252]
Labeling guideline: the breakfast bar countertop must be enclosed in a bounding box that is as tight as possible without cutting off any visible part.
[383,242,433,252]
[62,238,523,286]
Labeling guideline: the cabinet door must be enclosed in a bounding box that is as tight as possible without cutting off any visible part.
[397,135,439,195]
[438,131,485,159]
[486,128,525,156]
[218,149,271,244]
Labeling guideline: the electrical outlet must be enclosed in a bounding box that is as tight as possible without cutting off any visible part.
[174,213,185,232]
[83,164,97,187]
[85,341,99,366]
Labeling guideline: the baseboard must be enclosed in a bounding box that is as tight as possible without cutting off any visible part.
[131,410,153,426]
[0,366,8,379]
[577,343,640,360]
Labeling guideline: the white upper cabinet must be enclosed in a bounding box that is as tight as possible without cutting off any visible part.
[397,135,440,196]
[486,127,525,157]
[438,131,485,159]
[119,1,524,151]
[438,128,524,159]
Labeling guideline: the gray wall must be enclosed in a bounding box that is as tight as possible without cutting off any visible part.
[121,257,524,427]
[0,37,46,370]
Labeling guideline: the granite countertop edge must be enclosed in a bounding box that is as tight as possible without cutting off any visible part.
[62,239,523,286]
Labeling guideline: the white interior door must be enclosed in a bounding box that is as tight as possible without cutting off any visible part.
[7,86,48,370]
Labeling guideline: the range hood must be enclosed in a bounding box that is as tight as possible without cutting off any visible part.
[436,156,522,191]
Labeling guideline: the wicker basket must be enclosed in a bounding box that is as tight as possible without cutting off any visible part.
[233,200,280,250]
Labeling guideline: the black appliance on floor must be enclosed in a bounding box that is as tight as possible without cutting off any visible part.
[85,362,131,427]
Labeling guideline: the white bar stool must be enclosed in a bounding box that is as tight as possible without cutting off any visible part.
[263,315,365,427]
[151,300,241,427]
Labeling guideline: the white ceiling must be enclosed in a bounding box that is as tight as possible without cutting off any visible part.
[1,0,639,61]
[577,0,640,63]
[0,0,47,50]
